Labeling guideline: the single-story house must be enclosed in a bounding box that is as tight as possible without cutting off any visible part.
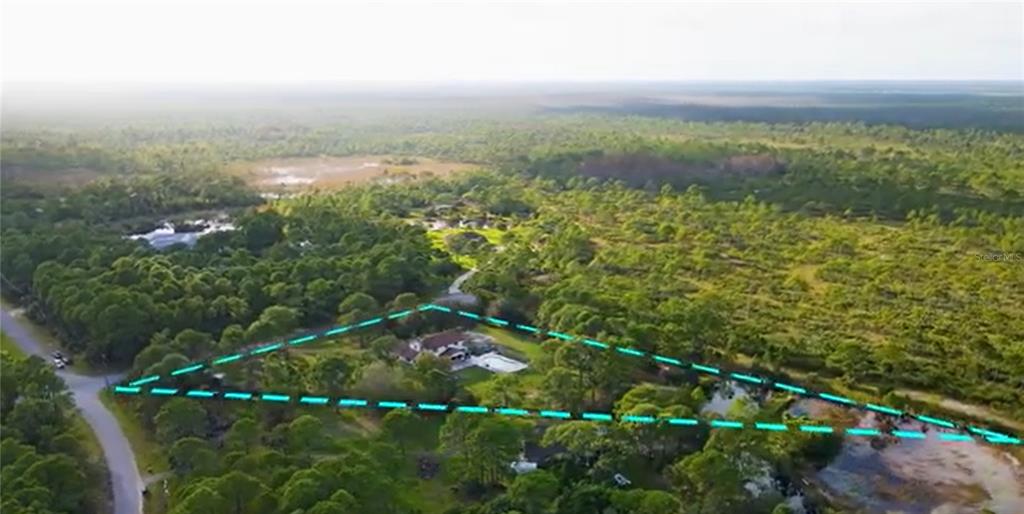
[395,330,471,364]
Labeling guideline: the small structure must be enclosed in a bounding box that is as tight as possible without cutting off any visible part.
[510,442,566,474]
[395,330,471,364]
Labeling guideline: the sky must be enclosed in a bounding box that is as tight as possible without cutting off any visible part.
[2,0,1022,84]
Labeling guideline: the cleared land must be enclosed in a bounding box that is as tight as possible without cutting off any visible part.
[227,155,477,191]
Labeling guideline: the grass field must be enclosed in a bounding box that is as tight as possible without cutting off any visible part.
[475,325,545,363]
[427,230,477,269]
[456,366,493,387]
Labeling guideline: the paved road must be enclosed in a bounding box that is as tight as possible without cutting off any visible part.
[439,268,479,305]
[2,308,142,514]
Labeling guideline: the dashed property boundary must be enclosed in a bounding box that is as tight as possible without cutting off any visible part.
[111,384,1020,446]
[116,303,1020,445]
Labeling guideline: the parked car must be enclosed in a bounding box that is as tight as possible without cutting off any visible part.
[53,359,66,370]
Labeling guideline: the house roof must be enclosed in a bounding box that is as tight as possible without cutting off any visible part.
[420,330,469,350]
[394,343,419,361]
[439,346,467,357]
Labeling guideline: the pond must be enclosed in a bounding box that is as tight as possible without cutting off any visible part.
[699,384,1024,513]
[127,219,236,250]
[800,399,1024,514]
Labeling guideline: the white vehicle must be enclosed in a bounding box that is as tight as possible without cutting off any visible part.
[613,473,631,487]
[53,359,66,370]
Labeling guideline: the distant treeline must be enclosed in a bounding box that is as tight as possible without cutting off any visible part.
[549,99,1024,133]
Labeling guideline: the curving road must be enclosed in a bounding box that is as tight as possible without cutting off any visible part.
[1,308,142,514]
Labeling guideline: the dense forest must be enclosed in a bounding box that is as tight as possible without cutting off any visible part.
[2,106,1023,514]
[1,345,108,514]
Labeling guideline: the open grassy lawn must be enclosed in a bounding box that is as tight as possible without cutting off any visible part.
[100,390,169,475]
[476,325,546,363]
[426,225,508,270]
[456,366,494,387]
[427,229,477,269]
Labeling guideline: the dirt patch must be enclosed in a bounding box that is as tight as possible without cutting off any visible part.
[1,166,103,190]
[227,155,477,191]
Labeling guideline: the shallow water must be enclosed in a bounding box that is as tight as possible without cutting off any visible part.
[127,220,235,250]
[701,381,750,416]
[795,400,1024,514]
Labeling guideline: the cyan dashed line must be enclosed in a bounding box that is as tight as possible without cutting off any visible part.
[289,335,318,346]
[540,410,572,419]
[615,347,645,357]
[418,403,448,411]
[846,428,881,436]
[731,372,763,384]
[212,353,243,365]
[710,420,744,429]
[653,355,683,366]
[622,415,657,424]
[118,303,1018,446]
[250,343,283,355]
[691,364,721,375]
[819,393,856,405]
[799,425,833,433]
[667,418,699,426]
[338,399,368,407]
[916,415,956,429]
[128,375,159,387]
[323,326,351,336]
[115,386,1015,446]
[893,430,926,439]
[774,383,807,394]
[171,364,204,376]
[866,403,903,416]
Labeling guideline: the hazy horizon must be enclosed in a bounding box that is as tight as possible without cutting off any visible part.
[3,1,1022,85]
